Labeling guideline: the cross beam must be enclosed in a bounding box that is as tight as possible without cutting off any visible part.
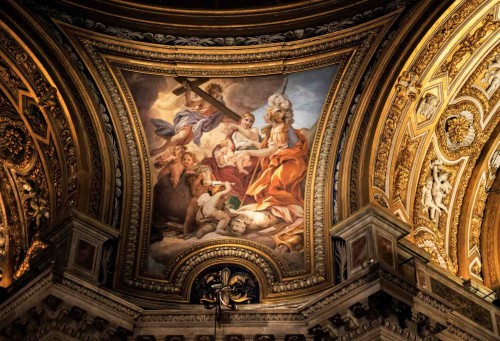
[174,76,241,121]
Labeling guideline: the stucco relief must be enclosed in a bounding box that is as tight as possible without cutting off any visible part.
[416,93,439,123]
[369,0,500,278]
[444,110,476,150]
[421,159,452,226]
[482,54,500,97]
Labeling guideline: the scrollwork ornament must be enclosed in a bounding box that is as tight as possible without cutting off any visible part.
[393,132,419,206]
[469,178,488,253]
[411,0,485,76]
[0,60,22,95]
[13,240,47,280]
[0,219,5,257]
[414,232,452,271]
[440,13,500,80]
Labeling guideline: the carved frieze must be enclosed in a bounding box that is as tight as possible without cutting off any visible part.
[440,12,500,80]
[430,277,493,330]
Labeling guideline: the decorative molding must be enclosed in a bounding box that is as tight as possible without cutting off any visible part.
[0,271,53,320]
[430,277,493,330]
[59,276,141,319]
[24,0,411,47]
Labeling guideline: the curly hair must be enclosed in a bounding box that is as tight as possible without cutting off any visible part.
[261,94,294,136]
[205,83,223,96]
[183,151,198,164]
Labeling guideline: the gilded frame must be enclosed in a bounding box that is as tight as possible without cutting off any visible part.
[60,16,385,301]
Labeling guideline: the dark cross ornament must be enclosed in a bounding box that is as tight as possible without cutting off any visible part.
[173,76,241,121]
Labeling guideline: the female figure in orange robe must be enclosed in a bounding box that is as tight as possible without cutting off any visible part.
[236,94,308,235]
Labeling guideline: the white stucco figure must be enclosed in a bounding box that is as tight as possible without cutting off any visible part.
[422,159,452,225]
[482,54,500,97]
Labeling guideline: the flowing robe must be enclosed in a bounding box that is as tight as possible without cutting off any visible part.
[242,128,308,223]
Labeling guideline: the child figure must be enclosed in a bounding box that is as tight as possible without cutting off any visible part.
[214,138,252,175]
[195,181,233,238]
[154,145,186,188]
[225,216,249,236]
[182,151,198,175]
[230,112,260,150]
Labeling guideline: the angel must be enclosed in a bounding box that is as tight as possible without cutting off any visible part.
[214,138,252,175]
[154,145,186,188]
[150,82,225,155]
[195,182,233,238]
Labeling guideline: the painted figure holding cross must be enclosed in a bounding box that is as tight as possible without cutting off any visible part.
[150,79,231,156]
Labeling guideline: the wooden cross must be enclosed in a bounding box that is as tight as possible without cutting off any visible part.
[173,76,241,121]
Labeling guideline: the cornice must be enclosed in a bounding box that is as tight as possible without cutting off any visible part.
[21,0,410,45]
[22,0,400,37]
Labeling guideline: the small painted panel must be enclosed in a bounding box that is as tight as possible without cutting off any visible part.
[378,234,394,266]
[351,235,368,269]
[74,239,96,271]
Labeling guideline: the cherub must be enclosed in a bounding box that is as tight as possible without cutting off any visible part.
[225,215,250,236]
[432,171,452,214]
[214,138,252,175]
[154,145,186,188]
[228,112,260,150]
[195,181,233,238]
[421,177,440,221]
[182,165,215,237]
[182,151,198,175]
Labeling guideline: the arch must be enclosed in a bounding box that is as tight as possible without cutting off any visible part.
[351,0,500,280]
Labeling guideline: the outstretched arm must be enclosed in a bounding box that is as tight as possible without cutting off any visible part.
[238,145,279,158]
[235,126,259,141]
[183,82,203,108]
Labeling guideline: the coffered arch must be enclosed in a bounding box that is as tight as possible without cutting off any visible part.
[360,0,500,284]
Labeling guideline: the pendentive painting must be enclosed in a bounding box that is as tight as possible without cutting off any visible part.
[123,65,337,274]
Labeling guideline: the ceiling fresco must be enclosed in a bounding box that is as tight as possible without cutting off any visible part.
[43,4,383,300]
[124,66,338,277]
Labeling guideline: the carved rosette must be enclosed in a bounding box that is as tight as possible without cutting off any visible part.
[0,115,34,169]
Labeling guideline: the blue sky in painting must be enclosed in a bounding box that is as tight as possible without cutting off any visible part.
[252,64,338,129]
